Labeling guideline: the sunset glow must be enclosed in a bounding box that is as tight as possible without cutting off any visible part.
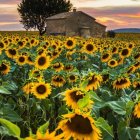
[0,0,140,30]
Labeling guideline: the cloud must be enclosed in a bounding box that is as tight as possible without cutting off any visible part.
[0,0,20,4]
[78,6,140,29]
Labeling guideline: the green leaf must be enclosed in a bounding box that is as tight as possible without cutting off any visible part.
[77,93,90,109]
[95,117,114,138]
[0,86,11,94]
[37,121,49,135]
[106,101,126,115]
[90,91,103,103]
[80,79,89,89]
[126,101,134,116]
[0,107,22,122]
[0,118,21,138]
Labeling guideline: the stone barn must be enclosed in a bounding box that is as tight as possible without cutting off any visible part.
[46,9,106,37]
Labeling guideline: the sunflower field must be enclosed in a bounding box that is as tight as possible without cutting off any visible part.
[0,32,140,140]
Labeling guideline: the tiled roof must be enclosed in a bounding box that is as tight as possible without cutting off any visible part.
[46,11,96,20]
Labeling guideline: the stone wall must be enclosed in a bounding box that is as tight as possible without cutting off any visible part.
[46,19,66,35]
[46,12,106,37]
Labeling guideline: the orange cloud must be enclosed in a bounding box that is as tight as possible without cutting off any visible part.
[117,13,140,18]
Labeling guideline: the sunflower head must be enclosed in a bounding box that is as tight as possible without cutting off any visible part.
[134,102,140,118]
[113,77,131,90]
[108,59,118,68]
[35,54,50,70]
[120,48,131,58]
[51,75,66,87]
[32,82,51,99]
[0,61,10,75]
[58,112,102,140]
[65,37,76,49]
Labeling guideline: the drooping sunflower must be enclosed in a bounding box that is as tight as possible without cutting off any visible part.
[0,41,5,50]
[52,62,64,72]
[113,77,131,90]
[112,46,118,54]
[65,37,76,49]
[26,55,34,65]
[0,61,10,75]
[29,69,43,80]
[57,112,102,140]
[32,82,51,99]
[64,64,74,72]
[83,42,97,54]
[120,48,131,58]
[134,102,140,118]
[108,59,118,68]
[101,52,111,62]
[6,48,18,59]
[127,65,136,75]
[117,57,124,65]
[16,55,27,65]
[64,88,93,110]
[86,73,103,91]
[51,75,66,87]
[134,53,140,61]
[35,54,50,70]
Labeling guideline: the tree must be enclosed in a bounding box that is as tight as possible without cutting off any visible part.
[107,30,116,38]
[18,0,72,35]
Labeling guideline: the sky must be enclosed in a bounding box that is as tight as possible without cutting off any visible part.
[0,0,140,31]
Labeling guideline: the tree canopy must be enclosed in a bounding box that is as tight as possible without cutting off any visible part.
[17,0,73,35]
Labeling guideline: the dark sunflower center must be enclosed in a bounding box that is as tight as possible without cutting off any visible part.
[19,57,25,62]
[127,67,133,74]
[103,74,109,82]
[110,60,115,65]
[134,62,139,67]
[112,47,117,53]
[18,41,23,46]
[88,75,97,85]
[38,57,46,66]
[55,77,63,82]
[69,75,75,80]
[134,54,140,59]
[8,49,16,55]
[0,63,7,71]
[34,71,40,77]
[52,51,58,56]
[116,79,128,85]
[70,91,84,102]
[67,40,73,46]
[31,40,34,44]
[36,85,46,94]
[136,83,140,89]
[86,44,94,51]
[52,45,56,49]
[66,114,93,134]
[129,44,133,48]
[28,56,33,62]
[102,54,109,59]
[65,66,72,70]
[0,42,4,48]
[121,49,129,56]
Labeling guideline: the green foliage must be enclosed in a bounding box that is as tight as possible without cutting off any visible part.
[17,0,73,35]
[0,118,21,139]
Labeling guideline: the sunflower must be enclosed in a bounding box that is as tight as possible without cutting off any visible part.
[16,55,27,65]
[101,52,111,62]
[108,59,118,68]
[134,102,140,118]
[0,41,5,50]
[57,112,102,140]
[86,73,103,91]
[102,74,109,83]
[68,74,77,83]
[64,65,74,72]
[26,55,34,65]
[22,82,36,94]
[127,66,136,75]
[83,42,96,54]
[6,48,18,59]
[64,88,92,110]
[32,82,51,99]
[113,77,131,90]
[35,54,50,70]
[134,53,140,61]
[51,75,66,87]
[36,130,62,140]
[17,40,26,49]
[133,81,140,89]
[65,37,76,49]
[29,69,43,80]
[51,50,60,60]
[112,47,118,54]
[120,48,131,58]
[117,57,124,65]
[52,62,64,72]
[0,61,10,75]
